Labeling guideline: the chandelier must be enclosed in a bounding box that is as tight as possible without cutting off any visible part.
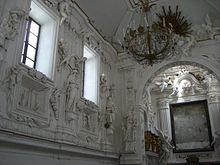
[122,0,192,66]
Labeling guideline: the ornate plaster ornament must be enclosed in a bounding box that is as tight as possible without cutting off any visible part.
[64,69,79,113]
[192,14,220,41]
[0,9,27,73]
[0,9,27,48]
[104,84,116,133]
[59,53,85,73]
[28,68,48,83]
[122,109,137,153]
[57,38,69,71]
[44,0,56,8]
[211,130,220,154]
[155,127,174,162]
[58,0,74,25]
[49,88,61,120]
[99,73,107,95]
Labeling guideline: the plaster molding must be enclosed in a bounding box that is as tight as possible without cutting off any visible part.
[0,129,118,159]
[49,87,61,120]
[0,8,27,49]
[69,2,117,56]
[43,0,56,8]
[208,95,220,104]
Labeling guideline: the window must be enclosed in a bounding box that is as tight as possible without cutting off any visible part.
[21,17,41,68]
[83,46,99,104]
[20,0,59,79]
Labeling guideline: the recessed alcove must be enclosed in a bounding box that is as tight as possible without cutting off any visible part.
[142,64,220,164]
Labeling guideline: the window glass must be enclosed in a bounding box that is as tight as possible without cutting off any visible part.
[29,33,38,47]
[83,46,99,104]
[21,17,40,68]
[30,21,40,36]
[27,45,36,60]
[25,58,34,68]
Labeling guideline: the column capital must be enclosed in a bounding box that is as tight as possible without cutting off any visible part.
[158,99,170,109]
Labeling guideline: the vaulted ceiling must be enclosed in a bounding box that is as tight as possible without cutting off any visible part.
[75,0,220,52]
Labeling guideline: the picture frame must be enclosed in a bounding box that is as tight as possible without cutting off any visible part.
[170,100,213,153]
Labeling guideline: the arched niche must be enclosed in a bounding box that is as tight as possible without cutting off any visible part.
[140,61,220,162]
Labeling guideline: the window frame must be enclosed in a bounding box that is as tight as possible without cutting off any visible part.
[19,0,60,80]
[82,45,100,105]
[21,17,41,68]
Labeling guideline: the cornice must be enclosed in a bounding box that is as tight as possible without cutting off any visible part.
[0,129,119,159]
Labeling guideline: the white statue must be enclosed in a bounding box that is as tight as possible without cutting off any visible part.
[83,113,90,130]
[58,38,68,60]
[100,73,107,94]
[155,74,169,92]
[57,38,68,71]
[7,66,20,90]
[146,103,155,132]
[180,79,192,95]
[182,35,195,56]
[60,55,84,71]
[49,88,60,120]
[123,109,137,142]
[202,14,220,39]
[105,94,116,130]
[169,75,179,97]
[32,92,40,111]
[7,9,26,40]
[155,127,173,162]
[0,18,8,48]
[1,9,26,69]
[58,0,72,25]
[0,19,8,75]
[211,130,220,153]
[126,83,135,106]
[143,83,156,104]
[202,71,212,87]
[18,88,29,107]
[65,69,79,112]
[60,54,72,68]
[141,84,156,131]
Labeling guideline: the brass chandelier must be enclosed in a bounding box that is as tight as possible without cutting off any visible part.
[122,0,192,66]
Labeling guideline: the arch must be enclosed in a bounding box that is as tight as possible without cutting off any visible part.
[139,60,220,103]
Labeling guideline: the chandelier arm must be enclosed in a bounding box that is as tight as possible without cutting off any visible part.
[122,4,192,66]
[147,27,152,55]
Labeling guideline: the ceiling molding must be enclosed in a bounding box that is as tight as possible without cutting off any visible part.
[204,0,220,14]
[72,2,118,56]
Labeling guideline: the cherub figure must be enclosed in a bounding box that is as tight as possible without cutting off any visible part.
[155,74,169,92]
[7,9,26,40]
[0,18,9,48]
[202,14,220,39]
[100,73,107,94]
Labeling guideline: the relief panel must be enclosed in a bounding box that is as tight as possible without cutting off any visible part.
[14,73,50,124]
